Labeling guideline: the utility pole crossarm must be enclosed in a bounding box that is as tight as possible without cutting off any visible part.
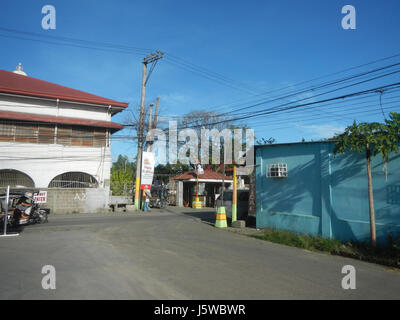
[143,50,164,65]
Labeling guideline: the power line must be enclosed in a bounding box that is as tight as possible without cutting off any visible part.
[245,90,400,126]
[0,27,260,95]
[177,53,400,114]
[2,25,400,120]
[249,105,400,133]
[158,81,400,134]
[176,82,400,130]
[177,63,400,127]
[249,99,400,129]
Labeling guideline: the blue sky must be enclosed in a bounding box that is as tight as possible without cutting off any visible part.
[1,0,400,162]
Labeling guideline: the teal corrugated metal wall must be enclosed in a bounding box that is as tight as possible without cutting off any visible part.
[256,142,400,245]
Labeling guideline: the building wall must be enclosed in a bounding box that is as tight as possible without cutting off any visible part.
[0,142,111,188]
[0,95,111,121]
[0,95,116,213]
[45,188,110,214]
[0,187,109,214]
[256,142,400,245]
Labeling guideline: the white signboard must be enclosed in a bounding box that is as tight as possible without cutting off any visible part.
[236,167,250,176]
[34,191,47,203]
[141,151,155,190]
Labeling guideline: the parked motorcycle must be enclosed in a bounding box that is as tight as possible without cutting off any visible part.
[0,191,49,228]
[149,181,170,209]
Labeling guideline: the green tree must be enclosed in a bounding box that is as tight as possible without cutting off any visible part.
[112,155,136,172]
[111,155,136,195]
[333,112,400,247]
[154,163,190,183]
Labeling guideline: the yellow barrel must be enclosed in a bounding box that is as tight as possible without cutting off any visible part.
[192,201,202,209]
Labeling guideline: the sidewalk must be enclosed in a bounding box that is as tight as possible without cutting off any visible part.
[165,205,264,237]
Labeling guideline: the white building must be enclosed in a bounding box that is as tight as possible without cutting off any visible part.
[0,64,128,213]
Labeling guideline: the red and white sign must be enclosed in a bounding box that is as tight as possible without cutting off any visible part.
[34,191,47,203]
[140,151,155,190]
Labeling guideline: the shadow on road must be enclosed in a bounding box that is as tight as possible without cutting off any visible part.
[179,209,257,229]
[181,210,216,225]
[0,224,25,234]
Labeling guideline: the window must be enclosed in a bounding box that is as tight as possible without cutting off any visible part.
[71,127,93,147]
[0,169,35,188]
[38,125,55,144]
[81,127,94,147]
[0,121,107,147]
[93,129,106,147]
[267,163,288,178]
[48,172,98,188]
[15,123,38,143]
[57,126,72,145]
[0,121,15,141]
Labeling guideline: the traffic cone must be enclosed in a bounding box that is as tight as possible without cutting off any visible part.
[215,206,227,228]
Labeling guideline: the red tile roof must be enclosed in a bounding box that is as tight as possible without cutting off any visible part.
[0,110,123,131]
[172,170,233,181]
[0,70,129,108]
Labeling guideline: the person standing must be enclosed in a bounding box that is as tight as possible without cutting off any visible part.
[143,188,152,212]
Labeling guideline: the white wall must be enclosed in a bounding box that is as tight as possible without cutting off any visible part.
[0,142,111,188]
[0,95,111,121]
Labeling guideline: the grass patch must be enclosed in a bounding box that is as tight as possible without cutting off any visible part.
[251,228,400,269]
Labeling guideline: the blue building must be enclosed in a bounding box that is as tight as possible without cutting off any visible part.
[255,141,400,245]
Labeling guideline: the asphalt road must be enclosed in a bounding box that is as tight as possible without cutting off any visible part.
[0,208,399,300]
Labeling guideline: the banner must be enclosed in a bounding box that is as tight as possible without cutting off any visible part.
[140,151,155,190]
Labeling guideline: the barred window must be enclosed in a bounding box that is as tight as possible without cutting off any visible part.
[0,121,15,141]
[38,125,55,144]
[93,129,106,148]
[48,172,98,188]
[15,123,38,143]
[267,163,288,178]
[0,169,35,188]
[56,126,72,145]
[71,127,93,147]
[0,121,108,147]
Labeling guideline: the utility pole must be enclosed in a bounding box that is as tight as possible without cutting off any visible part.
[232,165,237,223]
[148,103,154,141]
[153,97,160,129]
[222,162,225,202]
[134,51,164,210]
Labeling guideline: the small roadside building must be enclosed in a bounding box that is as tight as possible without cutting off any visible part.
[0,64,128,213]
[172,169,232,208]
[255,141,400,245]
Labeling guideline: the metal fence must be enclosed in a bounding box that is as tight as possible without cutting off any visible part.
[0,169,35,188]
[48,180,98,188]
[48,172,98,188]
